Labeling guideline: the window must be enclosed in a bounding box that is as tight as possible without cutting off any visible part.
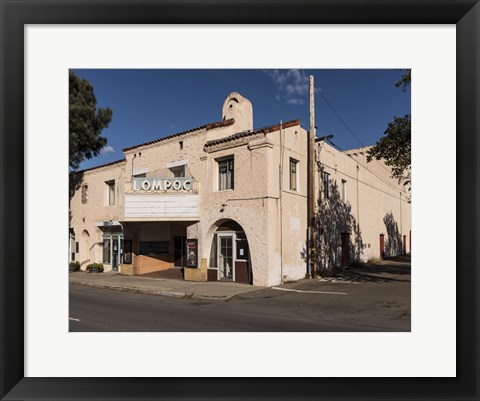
[81,184,88,204]
[133,167,148,178]
[289,158,298,191]
[323,172,330,198]
[218,157,234,190]
[179,141,183,150]
[139,241,169,255]
[70,236,76,261]
[106,180,115,205]
[341,179,347,202]
[235,232,250,260]
[209,234,218,268]
[170,166,185,178]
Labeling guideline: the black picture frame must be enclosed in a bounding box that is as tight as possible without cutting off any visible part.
[0,1,478,400]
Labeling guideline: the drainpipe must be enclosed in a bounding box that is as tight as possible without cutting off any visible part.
[131,153,137,189]
[356,165,360,225]
[279,120,284,284]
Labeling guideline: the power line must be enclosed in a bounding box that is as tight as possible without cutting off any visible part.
[326,139,407,196]
[314,85,394,177]
[210,71,406,195]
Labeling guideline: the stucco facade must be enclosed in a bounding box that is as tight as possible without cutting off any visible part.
[314,141,411,272]
[69,92,411,287]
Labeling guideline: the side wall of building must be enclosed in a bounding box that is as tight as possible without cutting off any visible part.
[314,142,411,270]
[69,162,126,271]
[268,125,309,283]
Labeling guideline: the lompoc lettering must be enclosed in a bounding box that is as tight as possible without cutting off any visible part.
[134,178,192,191]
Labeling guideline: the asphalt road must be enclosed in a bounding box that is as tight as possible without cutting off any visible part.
[69,263,410,332]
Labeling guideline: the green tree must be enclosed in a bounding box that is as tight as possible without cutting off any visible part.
[395,69,411,92]
[367,70,411,189]
[69,71,112,171]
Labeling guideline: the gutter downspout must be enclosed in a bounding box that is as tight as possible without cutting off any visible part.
[279,120,284,284]
[131,153,137,189]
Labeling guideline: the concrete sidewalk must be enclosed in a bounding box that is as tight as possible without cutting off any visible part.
[69,271,262,300]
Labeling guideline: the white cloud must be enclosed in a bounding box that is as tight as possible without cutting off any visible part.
[100,145,115,155]
[286,98,305,106]
[264,69,312,106]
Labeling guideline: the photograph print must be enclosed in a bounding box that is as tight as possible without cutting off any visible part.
[68,69,411,332]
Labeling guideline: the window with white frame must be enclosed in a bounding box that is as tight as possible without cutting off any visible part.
[289,158,298,191]
[170,166,185,178]
[218,157,234,190]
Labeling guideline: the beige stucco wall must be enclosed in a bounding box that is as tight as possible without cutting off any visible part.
[69,162,126,271]
[314,142,411,270]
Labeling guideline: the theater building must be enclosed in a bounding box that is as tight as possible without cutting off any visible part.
[69,92,411,287]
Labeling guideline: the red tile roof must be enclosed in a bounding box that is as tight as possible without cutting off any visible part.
[72,158,127,174]
[204,119,300,148]
[122,118,235,152]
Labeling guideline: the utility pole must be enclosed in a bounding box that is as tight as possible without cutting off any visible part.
[309,75,317,278]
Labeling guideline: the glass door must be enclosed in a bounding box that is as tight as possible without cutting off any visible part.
[112,237,119,270]
[218,234,234,280]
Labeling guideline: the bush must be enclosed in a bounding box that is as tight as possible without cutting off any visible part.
[367,258,382,265]
[69,261,80,272]
[86,263,104,273]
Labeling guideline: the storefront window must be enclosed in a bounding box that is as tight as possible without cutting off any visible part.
[236,232,249,260]
[139,241,169,255]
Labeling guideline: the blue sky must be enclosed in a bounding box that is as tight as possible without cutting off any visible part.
[72,69,411,170]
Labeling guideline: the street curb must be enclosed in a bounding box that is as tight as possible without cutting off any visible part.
[69,280,233,300]
[70,280,187,298]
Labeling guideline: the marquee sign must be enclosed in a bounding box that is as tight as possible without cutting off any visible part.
[133,177,192,191]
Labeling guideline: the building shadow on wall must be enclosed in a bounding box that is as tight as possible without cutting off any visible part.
[314,178,364,275]
[383,211,402,258]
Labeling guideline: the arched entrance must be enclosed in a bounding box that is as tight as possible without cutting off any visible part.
[207,220,252,284]
[79,230,91,270]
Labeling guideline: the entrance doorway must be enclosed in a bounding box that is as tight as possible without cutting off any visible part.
[208,220,251,284]
[112,238,120,270]
[174,236,186,267]
[218,234,234,280]
[103,234,123,271]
